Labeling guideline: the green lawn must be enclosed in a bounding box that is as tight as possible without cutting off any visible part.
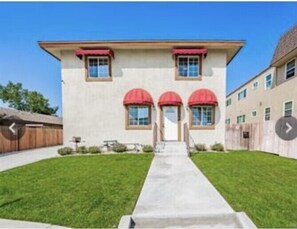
[191,151,297,228]
[0,154,153,228]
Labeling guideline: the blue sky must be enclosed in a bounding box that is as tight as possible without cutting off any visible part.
[0,2,296,116]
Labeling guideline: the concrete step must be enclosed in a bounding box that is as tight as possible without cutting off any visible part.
[131,212,256,228]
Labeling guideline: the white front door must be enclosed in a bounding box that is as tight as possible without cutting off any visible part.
[163,106,178,141]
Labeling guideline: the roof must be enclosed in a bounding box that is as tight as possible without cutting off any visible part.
[39,39,244,65]
[0,107,62,126]
[271,25,297,66]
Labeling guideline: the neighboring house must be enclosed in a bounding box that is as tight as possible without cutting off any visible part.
[39,40,243,148]
[0,107,62,128]
[226,25,297,125]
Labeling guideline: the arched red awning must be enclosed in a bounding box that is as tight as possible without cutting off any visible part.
[123,88,153,105]
[158,91,183,106]
[188,89,218,106]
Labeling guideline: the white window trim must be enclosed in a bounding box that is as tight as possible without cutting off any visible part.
[284,58,296,80]
[264,106,272,121]
[177,55,200,78]
[251,110,257,117]
[264,74,273,90]
[87,56,110,78]
[283,100,294,117]
[252,81,259,90]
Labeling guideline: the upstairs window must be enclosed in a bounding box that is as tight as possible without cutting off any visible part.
[226,98,231,106]
[286,59,295,80]
[237,115,245,124]
[251,110,257,117]
[177,56,200,79]
[225,119,231,125]
[87,56,110,79]
[265,74,272,89]
[238,89,247,101]
[252,81,259,90]
[283,101,293,117]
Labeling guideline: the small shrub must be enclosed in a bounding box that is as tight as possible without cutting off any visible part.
[143,145,154,153]
[77,146,88,154]
[57,147,73,156]
[112,143,127,153]
[211,142,224,151]
[88,146,101,154]
[195,144,207,151]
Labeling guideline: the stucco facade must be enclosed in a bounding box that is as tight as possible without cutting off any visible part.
[40,40,243,148]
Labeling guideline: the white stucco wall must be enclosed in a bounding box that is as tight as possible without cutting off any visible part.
[61,49,227,148]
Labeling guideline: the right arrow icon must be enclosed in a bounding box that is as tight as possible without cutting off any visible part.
[286,122,292,134]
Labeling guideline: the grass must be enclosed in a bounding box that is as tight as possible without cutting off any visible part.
[191,151,297,228]
[0,154,153,228]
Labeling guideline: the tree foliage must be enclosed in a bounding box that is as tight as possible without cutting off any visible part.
[0,81,58,115]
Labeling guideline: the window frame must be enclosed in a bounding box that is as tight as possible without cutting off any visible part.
[238,89,247,101]
[84,56,112,82]
[225,119,231,125]
[283,100,294,118]
[252,81,259,90]
[251,110,257,117]
[264,74,273,90]
[175,55,202,81]
[125,105,152,130]
[237,114,245,124]
[285,58,296,80]
[226,98,232,107]
[189,105,215,130]
[264,106,271,121]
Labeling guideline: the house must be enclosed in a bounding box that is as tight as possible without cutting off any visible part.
[0,107,62,128]
[226,25,297,125]
[39,40,243,148]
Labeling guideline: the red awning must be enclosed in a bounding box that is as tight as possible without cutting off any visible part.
[172,48,208,55]
[123,88,153,105]
[158,91,183,106]
[188,89,218,106]
[74,49,114,58]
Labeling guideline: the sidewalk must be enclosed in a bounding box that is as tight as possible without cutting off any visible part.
[0,218,67,228]
[0,146,60,172]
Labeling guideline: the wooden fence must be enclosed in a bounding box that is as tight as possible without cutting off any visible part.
[226,121,297,159]
[0,126,63,153]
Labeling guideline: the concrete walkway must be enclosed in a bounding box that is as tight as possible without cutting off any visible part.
[0,146,60,172]
[130,155,256,228]
[0,218,67,228]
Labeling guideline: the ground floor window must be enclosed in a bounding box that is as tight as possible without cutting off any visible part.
[264,107,271,121]
[190,106,214,127]
[126,105,151,129]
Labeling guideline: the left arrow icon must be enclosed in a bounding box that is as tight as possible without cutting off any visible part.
[9,122,16,135]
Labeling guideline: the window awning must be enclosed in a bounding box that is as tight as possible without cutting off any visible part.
[188,89,218,106]
[172,48,208,55]
[123,88,153,105]
[74,49,114,59]
[158,91,183,106]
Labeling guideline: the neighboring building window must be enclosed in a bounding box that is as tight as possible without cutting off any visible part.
[251,110,257,117]
[286,59,295,79]
[264,107,271,121]
[225,119,231,124]
[191,106,214,127]
[252,81,259,90]
[237,115,245,124]
[226,98,231,106]
[177,56,200,78]
[238,89,247,100]
[283,101,293,117]
[87,56,110,78]
[265,74,272,89]
[127,106,151,127]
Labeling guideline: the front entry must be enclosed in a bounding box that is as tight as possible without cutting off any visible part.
[163,106,178,141]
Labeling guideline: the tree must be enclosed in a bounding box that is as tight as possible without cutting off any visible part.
[0,81,58,115]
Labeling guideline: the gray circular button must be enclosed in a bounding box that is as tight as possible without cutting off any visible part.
[1,118,25,140]
[275,116,297,141]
